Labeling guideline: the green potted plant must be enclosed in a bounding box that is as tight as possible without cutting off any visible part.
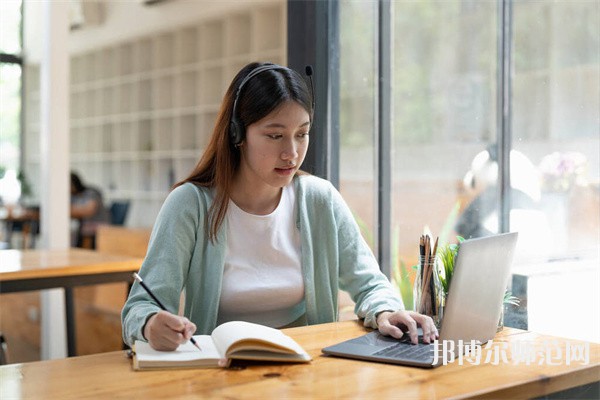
[17,170,32,201]
[437,236,465,299]
[498,291,521,331]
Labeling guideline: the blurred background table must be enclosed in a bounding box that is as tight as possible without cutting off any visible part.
[0,248,143,357]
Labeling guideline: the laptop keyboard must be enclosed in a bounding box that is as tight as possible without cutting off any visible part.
[372,339,434,362]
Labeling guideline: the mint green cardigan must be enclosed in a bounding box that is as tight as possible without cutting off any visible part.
[121,175,404,345]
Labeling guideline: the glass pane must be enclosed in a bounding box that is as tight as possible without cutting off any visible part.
[0,0,22,54]
[391,1,498,279]
[339,0,377,247]
[0,63,22,172]
[339,0,377,320]
[512,0,599,342]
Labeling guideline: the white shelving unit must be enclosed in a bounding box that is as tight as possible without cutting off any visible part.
[24,3,286,228]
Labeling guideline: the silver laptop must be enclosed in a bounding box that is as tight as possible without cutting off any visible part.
[322,232,518,368]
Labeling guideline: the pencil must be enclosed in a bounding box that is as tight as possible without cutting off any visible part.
[420,235,432,313]
[431,236,439,315]
[132,272,202,351]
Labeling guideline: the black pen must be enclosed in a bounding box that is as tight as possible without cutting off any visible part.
[132,272,201,351]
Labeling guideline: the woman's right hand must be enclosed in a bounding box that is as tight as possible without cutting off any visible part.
[143,310,197,351]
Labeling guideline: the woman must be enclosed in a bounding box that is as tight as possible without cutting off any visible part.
[122,62,437,351]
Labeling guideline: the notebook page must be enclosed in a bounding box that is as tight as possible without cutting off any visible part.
[211,321,306,356]
[135,335,221,362]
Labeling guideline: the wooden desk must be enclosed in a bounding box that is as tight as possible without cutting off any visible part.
[0,321,597,399]
[0,249,143,357]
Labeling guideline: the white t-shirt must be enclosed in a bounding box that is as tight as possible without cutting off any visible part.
[217,184,305,328]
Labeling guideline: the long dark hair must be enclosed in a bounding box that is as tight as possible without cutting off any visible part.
[173,62,313,241]
[71,172,86,194]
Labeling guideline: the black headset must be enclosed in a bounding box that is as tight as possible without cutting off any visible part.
[229,64,291,146]
[229,64,315,146]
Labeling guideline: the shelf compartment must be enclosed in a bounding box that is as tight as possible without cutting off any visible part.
[93,88,103,117]
[154,75,174,110]
[200,20,224,61]
[200,111,218,143]
[118,81,136,114]
[102,47,118,80]
[179,71,197,108]
[71,56,84,85]
[178,114,198,149]
[101,123,113,153]
[199,66,224,104]
[138,160,152,191]
[84,89,96,118]
[93,52,105,82]
[102,85,116,116]
[82,53,96,83]
[179,26,199,65]
[137,119,153,152]
[137,38,153,73]
[152,159,175,192]
[115,160,134,192]
[88,125,104,154]
[138,79,153,112]
[101,161,115,191]
[115,121,136,152]
[253,5,283,52]
[154,32,176,70]
[120,43,135,76]
[71,127,84,154]
[153,117,175,152]
[225,14,252,57]
[71,91,83,119]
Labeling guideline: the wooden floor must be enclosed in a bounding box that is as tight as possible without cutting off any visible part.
[0,291,41,363]
[0,283,128,364]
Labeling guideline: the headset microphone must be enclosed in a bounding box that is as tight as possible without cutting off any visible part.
[305,65,315,112]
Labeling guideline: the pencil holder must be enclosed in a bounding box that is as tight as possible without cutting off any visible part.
[413,256,445,328]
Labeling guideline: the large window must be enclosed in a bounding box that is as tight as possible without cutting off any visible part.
[339,0,599,342]
[0,0,23,184]
[339,1,377,249]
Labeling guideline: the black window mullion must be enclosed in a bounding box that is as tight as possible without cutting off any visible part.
[377,0,392,277]
[497,0,513,233]
[287,0,340,186]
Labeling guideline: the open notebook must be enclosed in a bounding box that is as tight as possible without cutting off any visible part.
[132,320,311,370]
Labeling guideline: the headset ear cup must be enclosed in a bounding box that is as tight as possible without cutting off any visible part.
[229,120,242,146]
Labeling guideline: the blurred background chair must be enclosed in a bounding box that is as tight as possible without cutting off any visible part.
[109,201,130,226]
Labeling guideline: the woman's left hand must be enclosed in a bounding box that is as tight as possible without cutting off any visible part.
[376,310,439,344]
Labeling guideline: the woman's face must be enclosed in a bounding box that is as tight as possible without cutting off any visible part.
[238,101,310,190]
